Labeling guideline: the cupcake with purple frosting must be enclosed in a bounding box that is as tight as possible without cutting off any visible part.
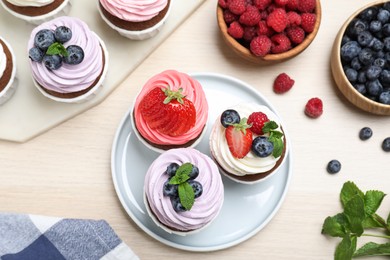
[144,148,224,235]
[27,16,108,103]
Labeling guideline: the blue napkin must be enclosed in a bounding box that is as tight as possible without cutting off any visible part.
[0,213,139,260]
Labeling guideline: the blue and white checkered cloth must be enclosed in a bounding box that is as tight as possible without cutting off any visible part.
[0,213,139,260]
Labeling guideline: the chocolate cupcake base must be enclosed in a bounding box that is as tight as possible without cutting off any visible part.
[2,0,65,17]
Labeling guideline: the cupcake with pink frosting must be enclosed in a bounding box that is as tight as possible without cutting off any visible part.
[132,70,208,153]
[98,0,171,40]
[27,16,108,103]
[144,148,224,235]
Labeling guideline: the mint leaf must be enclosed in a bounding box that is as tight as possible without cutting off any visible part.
[270,137,283,158]
[364,190,386,216]
[344,195,365,236]
[362,215,383,229]
[169,163,192,185]
[353,242,390,257]
[46,42,68,57]
[341,182,364,209]
[322,214,347,237]
[262,121,278,133]
[269,130,283,139]
[335,235,357,260]
[178,182,194,210]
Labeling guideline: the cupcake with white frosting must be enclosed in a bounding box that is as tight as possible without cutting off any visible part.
[0,0,72,25]
[98,0,171,40]
[0,36,17,106]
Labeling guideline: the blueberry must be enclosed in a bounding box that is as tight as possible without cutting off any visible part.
[369,37,384,51]
[351,57,362,70]
[162,180,178,198]
[341,35,351,46]
[377,9,390,23]
[369,20,382,33]
[359,127,373,140]
[63,45,84,65]
[380,69,390,85]
[188,165,199,180]
[354,83,367,95]
[188,180,203,198]
[367,80,383,96]
[220,109,240,128]
[383,36,390,50]
[251,136,274,157]
[359,7,379,21]
[171,197,186,212]
[327,160,341,174]
[382,137,390,152]
[376,50,385,58]
[54,26,72,43]
[357,71,367,83]
[345,67,358,82]
[358,48,374,65]
[165,162,179,177]
[29,47,44,62]
[340,41,361,62]
[34,29,55,51]
[379,91,390,104]
[373,58,386,68]
[42,55,62,70]
[347,19,368,37]
[366,65,382,80]
[357,31,373,46]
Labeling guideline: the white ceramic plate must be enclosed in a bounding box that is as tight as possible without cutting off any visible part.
[111,72,293,252]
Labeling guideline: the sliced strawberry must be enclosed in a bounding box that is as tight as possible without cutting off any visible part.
[225,118,253,158]
[139,88,165,121]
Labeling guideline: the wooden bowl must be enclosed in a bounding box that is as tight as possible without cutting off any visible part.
[217,1,322,64]
[330,0,390,115]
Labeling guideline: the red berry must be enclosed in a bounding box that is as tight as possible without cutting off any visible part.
[287,11,301,27]
[228,0,247,15]
[254,0,271,11]
[250,35,272,56]
[273,73,295,93]
[271,33,292,53]
[247,112,269,135]
[305,97,323,118]
[223,9,239,24]
[286,0,299,11]
[258,20,274,36]
[228,21,244,39]
[218,0,228,9]
[275,0,289,7]
[298,0,316,13]
[286,26,305,44]
[243,26,258,42]
[301,13,317,33]
[225,121,253,159]
[267,8,288,33]
[239,5,261,26]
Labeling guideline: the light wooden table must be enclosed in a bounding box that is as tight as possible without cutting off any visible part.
[1,0,390,259]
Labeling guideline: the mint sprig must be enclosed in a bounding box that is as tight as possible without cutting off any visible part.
[169,163,195,210]
[46,42,68,57]
[322,181,390,259]
[262,121,284,158]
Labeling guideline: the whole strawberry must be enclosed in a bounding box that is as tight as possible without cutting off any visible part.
[273,72,295,93]
[225,118,253,158]
[247,112,269,135]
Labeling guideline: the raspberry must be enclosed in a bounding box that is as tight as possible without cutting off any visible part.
[228,21,244,39]
[267,8,288,33]
[243,26,258,42]
[250,35,272,56]
[239,5,261,26]
[260,10,268,19]
[298,0,316,13]
[301,13,317,33]
[258,20,274,36]
[271,33,292,53]
[254,0,271,11]
[228,0,247,15]
[247,112,269,135]
[245,0,254,5]
[267,3,278,13]
[275,0,289,7]
[224,9,239,24]
[286,0,299,11]
[273,73,295,93]
[287,11,301,27]
[218,0,228,9]
[305,97,323,118]
[286,26,305,44]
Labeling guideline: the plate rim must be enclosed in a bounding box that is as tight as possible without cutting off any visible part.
[110,72,293,252]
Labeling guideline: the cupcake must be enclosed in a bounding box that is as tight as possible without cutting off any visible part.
[144,148,224,235]
[27,16,109,103]
[132,70,208,152]
[210,103,288,184]
[0,36,17,106]
[98,0,171,40]
[0,0,72,25]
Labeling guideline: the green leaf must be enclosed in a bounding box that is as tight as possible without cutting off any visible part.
[344,195,365,236]
[362,215,383,229]
[364,190,386,216]
[341,182,364,209]
[178,182,194,210]
[322,214,347,237]
[169,163,192,185]
[269,130,284,139]
[387,211,390,226]
[262,121,278,133]
[46,42,68,57]
[270,137,284,158]
[353,242,390,257]
[335,235,357,260]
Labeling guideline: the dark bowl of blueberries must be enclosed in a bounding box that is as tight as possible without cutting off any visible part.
[331,0,390,115]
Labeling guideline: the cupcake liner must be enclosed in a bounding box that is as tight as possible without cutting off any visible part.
[0,0,72,25]
[97,2,171,40]
[32,33,109,104]
[0,37,17,106]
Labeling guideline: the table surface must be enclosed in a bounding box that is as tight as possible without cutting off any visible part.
[1,0,390,259]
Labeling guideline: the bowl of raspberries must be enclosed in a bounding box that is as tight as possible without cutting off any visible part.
[331,0,390,115]
[217,0,321,64]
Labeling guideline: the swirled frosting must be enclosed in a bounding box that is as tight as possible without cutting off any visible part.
[144,148,224,232]
[6,0,54,7]
[28,16,103,93]
[210,103,284,176]
[133,70,208,146]
[0,44,6,80]
[99,0,167,22]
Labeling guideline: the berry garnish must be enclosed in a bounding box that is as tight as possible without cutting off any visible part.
[188,180,203,198]
[170,196,186,212]
[165,162,179,177]
[34,29,56,51]
[63,45,84,65]
[247,111,269,135]
[220,109,241,127]
[273,72,295,93]
[54,26,72,43]
[188,165,199,180]
[305,97,323,118]
[382,137,390,152]
[29,47,44,62]
[42,55,62,70]
[225,118,253,158]
[163,180,178,198]
[251,136,274,157]
[327,160,341,174]
[359,127,373,140]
